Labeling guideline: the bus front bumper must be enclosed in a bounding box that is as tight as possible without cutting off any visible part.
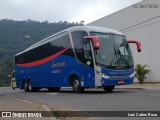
[101,77,134,86]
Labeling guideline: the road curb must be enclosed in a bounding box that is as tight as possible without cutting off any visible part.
[43,105,56,120]
[133,84,160,86]
[116,84,160,90]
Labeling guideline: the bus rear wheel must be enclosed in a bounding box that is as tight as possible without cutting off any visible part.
[28,80,33,92]
[28,80,39,92]
[103,85,115,92]
[72,78,85,93]
[24,80,39,92]
[24,81,29,92]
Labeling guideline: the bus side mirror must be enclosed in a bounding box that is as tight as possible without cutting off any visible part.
[128,40,141,52]
[84,36,100,50]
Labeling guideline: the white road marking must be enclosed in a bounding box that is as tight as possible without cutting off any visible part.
[47,93,59,95]
[10,96,33,103]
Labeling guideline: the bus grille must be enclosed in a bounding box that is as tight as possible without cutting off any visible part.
[110,75,129,79]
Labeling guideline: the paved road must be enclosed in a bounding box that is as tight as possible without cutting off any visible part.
[0,87,160,120]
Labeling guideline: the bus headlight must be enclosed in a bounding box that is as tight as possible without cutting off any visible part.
[129,72,134,78]
[101,73,110,79]
[96,71,110,79]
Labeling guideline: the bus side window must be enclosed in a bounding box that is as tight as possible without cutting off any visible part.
[83,41,92,61]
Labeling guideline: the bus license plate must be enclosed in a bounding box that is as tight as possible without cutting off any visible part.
[118,80,124,84]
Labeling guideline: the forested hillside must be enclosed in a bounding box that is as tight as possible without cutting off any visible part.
[0,19,84,86]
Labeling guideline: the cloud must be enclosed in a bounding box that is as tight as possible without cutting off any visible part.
[71,1,114,24]
[0,0,142,24]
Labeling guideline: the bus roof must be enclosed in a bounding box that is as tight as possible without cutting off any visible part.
[15,26,123,56]
[66,26,123,35]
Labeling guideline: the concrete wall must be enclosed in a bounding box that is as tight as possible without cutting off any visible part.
[88,0,160,81]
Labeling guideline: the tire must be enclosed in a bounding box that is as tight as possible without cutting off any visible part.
[28,80,32,92]
[103,85,115,92]
[28,80,38,92]
[20,86,24,90]
[72,77,85,93]
[24,81,29,92]
[48,87,61,92]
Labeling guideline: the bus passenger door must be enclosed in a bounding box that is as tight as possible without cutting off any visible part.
[84,37,102,87]
[83,41,94,87]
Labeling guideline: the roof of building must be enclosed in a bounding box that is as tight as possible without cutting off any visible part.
[88,0,143,25]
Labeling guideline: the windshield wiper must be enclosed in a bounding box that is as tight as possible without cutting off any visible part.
[117,48,130,67]
[110,44,130,68]
[110,45,117,67]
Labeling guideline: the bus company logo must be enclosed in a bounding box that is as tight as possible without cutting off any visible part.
[53,62,65,67]
[1,112,42,118]
[52,69,62,74]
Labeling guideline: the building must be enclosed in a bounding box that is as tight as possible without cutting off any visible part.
[88,0,160,81]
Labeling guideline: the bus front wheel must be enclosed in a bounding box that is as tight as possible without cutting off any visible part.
[72,78,85,93]
[103,85,115,92]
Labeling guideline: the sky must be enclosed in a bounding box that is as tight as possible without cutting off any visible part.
[0,0,142,24]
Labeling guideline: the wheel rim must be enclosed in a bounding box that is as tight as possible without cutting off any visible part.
[28,81,32,91]
[73,80,79,89]
[24,82,27,89]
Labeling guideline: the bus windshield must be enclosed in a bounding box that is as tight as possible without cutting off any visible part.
[90,32,134,69]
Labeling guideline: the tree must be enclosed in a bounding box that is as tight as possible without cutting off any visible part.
[0,19,84,87]
[135,64,151,84]
[80,20,85,25]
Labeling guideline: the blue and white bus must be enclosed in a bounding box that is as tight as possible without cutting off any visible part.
[15,26,141,93]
